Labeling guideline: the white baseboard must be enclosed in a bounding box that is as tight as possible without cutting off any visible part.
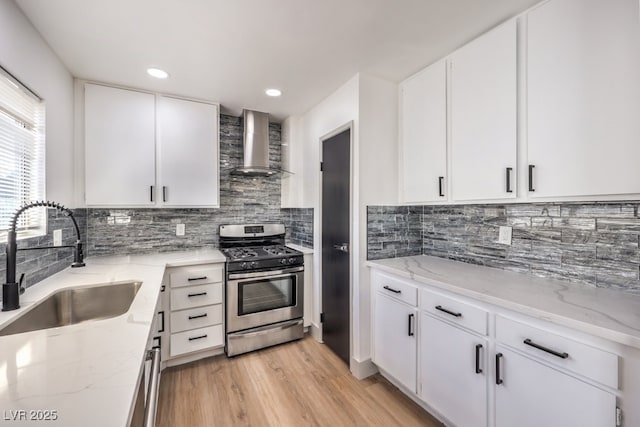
[310,322,323,342]
[350,357,378,380]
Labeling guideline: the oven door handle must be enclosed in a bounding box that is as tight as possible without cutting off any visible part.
[228,266,304,280]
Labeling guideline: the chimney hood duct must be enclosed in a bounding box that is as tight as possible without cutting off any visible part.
[231,109,283,176]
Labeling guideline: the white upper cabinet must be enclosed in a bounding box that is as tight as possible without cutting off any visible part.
[84,83,220,207]
[526,0,640,198]
[400,59,447,203]
[84,84,156,206]
[450,20,517,201]
[158,96,219,207]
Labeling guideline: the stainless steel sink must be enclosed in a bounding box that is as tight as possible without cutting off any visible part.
[0,281,142,336]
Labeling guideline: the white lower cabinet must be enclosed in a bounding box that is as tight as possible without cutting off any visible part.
[420,312,487,427]
[370,267,623,427]
[163,262,226,364]
[373,292,417,392]
[494,346,616,427]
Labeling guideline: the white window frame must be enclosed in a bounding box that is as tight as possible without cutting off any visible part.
[0,66,46,240]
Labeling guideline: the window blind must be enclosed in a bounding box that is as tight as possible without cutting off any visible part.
[0,67,45,235]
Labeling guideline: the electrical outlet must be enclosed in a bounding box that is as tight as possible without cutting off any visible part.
[53,229,62,246]
[498,226,512,245]
[176,224,185,236]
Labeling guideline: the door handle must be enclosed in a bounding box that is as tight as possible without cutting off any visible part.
[475,344,483,374]
[333,243,349,253]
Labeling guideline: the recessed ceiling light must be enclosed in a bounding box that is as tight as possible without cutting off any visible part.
[147,68,169,79]
[265,88,282,97]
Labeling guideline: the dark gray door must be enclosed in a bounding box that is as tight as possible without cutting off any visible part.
[321,128,350,365]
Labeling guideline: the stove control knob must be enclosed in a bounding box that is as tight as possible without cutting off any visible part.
[250,261,258,269]
[240,262,248,269]
[288,257,296,264]
[280,258,288,265]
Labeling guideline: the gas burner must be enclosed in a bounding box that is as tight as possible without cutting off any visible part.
[225,247,258,259]
[263,245,289,256]
[219,224,304,271]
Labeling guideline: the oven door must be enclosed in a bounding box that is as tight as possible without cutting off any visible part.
[227,266,304,333]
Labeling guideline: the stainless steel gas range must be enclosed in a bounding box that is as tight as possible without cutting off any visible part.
[219,224,304,356]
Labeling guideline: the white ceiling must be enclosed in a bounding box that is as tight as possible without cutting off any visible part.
[15,0,540,121]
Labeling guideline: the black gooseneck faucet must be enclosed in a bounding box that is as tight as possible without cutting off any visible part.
[2,201,85,311]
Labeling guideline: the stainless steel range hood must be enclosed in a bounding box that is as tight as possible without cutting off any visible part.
[231,109,282,176]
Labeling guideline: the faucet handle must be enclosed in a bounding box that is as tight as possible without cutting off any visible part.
[18,273,25,295]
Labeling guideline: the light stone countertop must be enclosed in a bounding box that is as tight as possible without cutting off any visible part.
[0,249,225,427]
[286,243,314,254]
[367,255,640,350]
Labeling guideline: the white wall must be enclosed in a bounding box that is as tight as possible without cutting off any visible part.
[289,73,398,376]
[356,74,399,362]
[0,0,75,206]
[291,74,359,353]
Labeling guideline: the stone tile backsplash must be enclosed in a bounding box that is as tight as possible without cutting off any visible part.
[0,208,87,289]
[367,202,640,294]
[282,208,314,248]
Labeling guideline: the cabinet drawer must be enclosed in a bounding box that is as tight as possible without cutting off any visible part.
[421,288,488,336]
[170,304,222,333]
[372,270,418,306]
[169,265,223,288]
[171,283,222,311]
[496,316,618,389]
[170,324,223,357]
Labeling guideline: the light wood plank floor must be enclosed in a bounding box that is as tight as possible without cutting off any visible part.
[157,336,442,427]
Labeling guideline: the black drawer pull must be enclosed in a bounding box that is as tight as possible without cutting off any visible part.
[188,313,208,320]
[150,185,154,202]
[408,313,415,337]
[163,185,167,202]
[506,167,513,193]
[383,285,401,294]
[523,338,569,359]
[435,305,462,318]
[475,344,483,374]
[188,334,208,341]
[438,176,445,197]
[188,276,208,281]
[496,353,504,385]
[187,292,207,297]
[528,165,535,192]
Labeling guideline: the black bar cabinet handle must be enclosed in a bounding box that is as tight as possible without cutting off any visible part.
[162,186,167,202]
[188,334,208,341]
[408,313,415,337]
[188,313,208,320]
[475,344,483,374]
[528,165,535,192]
[158,310,165,333]
[496,353,504,385]
[188,276,208,281]
[506,167,513,193]
[187,292,207,298]
[438,176,444,197]
[523,338,569,359]
[435,305,462,318]
[150,185,154,202]
[383,285,401,294]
